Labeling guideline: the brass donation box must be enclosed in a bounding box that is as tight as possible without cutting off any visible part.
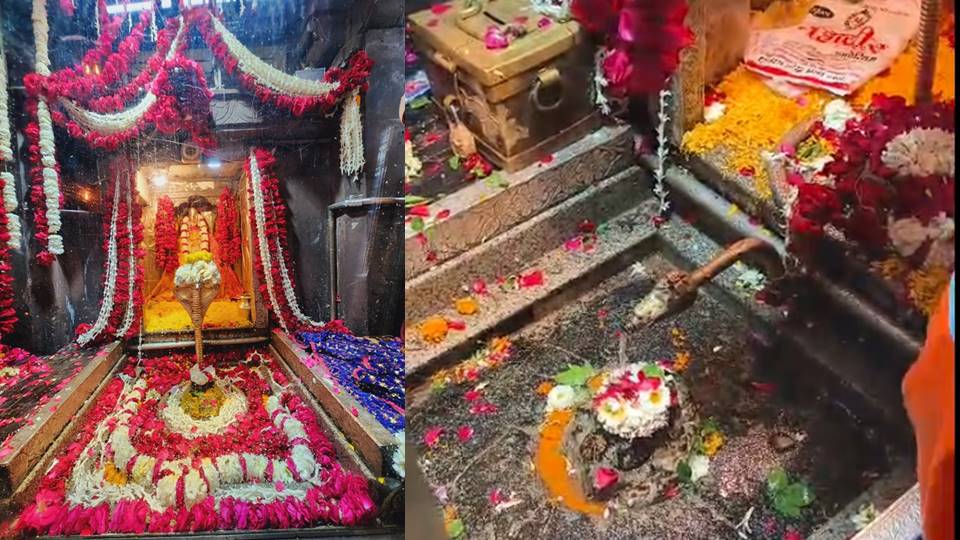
[408,0,600,172]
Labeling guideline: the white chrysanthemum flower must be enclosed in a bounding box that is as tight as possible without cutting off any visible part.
[689,454,710,482]
[881,128,955,178]
[888,217,929,257]
[704,102,726,123]
[822,99,857,132]
[174,260,222,287]
[924,215,955,269]
[593,363,674,440]
[546,384,578,411]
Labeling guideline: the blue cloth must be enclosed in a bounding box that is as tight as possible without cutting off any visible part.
[297,332,404,434]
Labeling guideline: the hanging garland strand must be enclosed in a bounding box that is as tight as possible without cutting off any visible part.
[245,148,332,334]
[0,32,18,338]
[214,186,241,267]
[24,5,372,266]
[154,195,178,274]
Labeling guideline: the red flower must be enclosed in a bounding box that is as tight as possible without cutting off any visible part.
[593,467,619,491]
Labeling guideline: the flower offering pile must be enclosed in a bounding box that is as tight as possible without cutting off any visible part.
[174,251,221,289]
[536,360,697,515]
[592,362,676,440]
[786,96,955,314]
[298,331,404,434]
[18,347,376,536]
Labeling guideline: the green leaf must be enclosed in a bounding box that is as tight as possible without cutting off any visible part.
[642,363,665,378]
[409,96,431,110]
[553,363,597,387]
[773,493,802,518]
[676,461,692,483]
[766,467,789,493]
[404,195,431,207]
[446,518,465,538]
[484,172,509,189]
[448,155,461,170]
[410,217,425,232]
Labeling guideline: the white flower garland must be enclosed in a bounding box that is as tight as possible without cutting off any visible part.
[159,383,248,439]
[77,174,122,347]
[58,20,185,135]
[0,36,20,249]
[881,127,955,179]
[653,84,672,217]
[173,260,222,288]
[67,367,326,512]
[339,89,364,177]
[32,0,64,255]
[249,149,325,331]
[248,150,290,335]
[209,15,341,96]
[530,0,571,21]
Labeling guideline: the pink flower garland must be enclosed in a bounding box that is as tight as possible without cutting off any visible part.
[18,349,376,535]
[23,99,63,267]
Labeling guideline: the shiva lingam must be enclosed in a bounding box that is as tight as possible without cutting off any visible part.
[174,252,224,419]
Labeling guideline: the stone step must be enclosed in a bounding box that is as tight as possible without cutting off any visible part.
[405,169,662,386]
[405,125,633,279]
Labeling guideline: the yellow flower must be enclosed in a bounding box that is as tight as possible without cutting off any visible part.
[183,251,214,264]
[702,431,725,457]
[673,351,691,373]
[103,462,128,486]
[420,317,449,343]
[455,297,479,315]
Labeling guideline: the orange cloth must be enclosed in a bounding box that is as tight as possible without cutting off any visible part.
[902,280,955,540]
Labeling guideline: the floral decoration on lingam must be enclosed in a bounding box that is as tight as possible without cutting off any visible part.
[534,355,703,517]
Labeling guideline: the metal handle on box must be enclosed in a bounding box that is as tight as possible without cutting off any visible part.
[431,51,458,74]
[530,67,564,111]
[458,0,484,19]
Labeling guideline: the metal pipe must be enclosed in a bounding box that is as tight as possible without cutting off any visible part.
[133,336,268,351]
[915,0,942,104]
[654,160,921,356]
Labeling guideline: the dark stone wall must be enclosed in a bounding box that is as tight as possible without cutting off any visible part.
[0,0,404,354]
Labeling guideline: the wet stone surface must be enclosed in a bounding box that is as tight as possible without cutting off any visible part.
[409,254,904,539]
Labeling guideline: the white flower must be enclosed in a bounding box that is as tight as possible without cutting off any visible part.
[189,364,211,386]
[822,99,857,132]
[593,363,674,440]
[638,385,671,415]
[546,384,578,411]
[405,140,422,180]
[392,432,405,479]
[881,128,955,178]
[175,260,222,287]
[924,215,955,269]
[688,454,710,482]
[704,102,726,123]
[888,217,929,257]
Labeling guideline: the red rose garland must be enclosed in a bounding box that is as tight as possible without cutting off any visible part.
[789,95,955,256]
[571,0,693,97]
[31,10,153,104]
[154,195,178,274]
[75,162,145,345]
[214,187,241,266]
[192,9,373,116]
[18,349,376,535]
[23,98,63,267]
[245,149,347,334]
